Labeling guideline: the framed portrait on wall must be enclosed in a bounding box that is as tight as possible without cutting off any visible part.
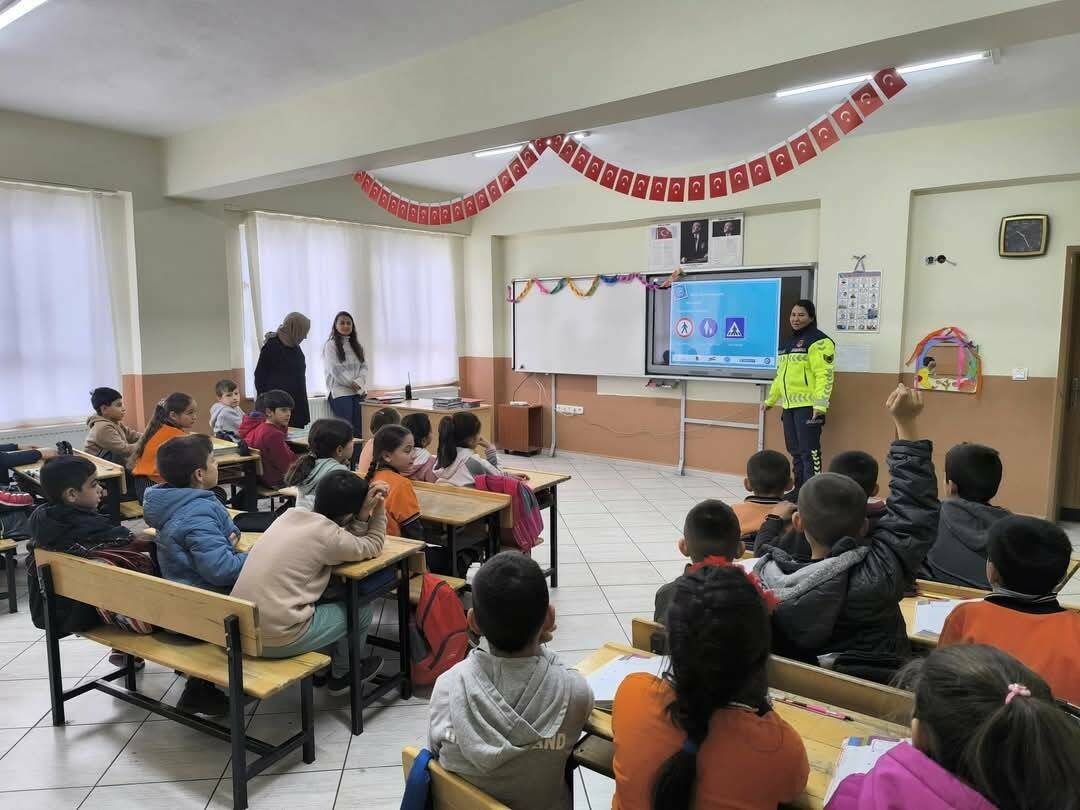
[999,214,1049,257]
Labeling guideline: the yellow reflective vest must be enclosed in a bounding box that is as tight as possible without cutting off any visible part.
[765,328,836,413]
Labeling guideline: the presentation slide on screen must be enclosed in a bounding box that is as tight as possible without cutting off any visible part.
[668,278,782,368]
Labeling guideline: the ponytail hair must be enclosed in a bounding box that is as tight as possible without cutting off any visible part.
[653,565,772,810]
[436,411,481,470]
[365,424,411,480]
[129,392,193,469]
[898,644,1080,810]
[285,418,353,486]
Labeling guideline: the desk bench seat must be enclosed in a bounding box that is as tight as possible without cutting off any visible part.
[118,501,144,520]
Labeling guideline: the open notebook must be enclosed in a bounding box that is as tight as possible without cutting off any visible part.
[584,654,668,709]
[913,598,980,638]
[824,737,907,803]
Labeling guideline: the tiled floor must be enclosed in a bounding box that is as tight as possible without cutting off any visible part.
[1,452,1078,809]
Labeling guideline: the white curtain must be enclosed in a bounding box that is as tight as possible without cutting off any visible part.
[0,182,123,427]
[244,212,460,395]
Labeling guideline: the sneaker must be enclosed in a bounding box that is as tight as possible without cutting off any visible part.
[326,656,385,697]
[108,651,145,670]
[176,678,229,718]
[312,667,330,689]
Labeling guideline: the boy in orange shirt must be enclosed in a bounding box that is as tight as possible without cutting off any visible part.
[939,515,1080,705]
[733,449,791,546]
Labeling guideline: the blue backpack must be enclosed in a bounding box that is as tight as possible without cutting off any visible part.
[400,748,434,810]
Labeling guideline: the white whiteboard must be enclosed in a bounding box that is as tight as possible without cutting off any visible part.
[512,278,646,377]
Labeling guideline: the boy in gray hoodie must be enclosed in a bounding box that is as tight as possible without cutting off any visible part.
[428,553,593,810]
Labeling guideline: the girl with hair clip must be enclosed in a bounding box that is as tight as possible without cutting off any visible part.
[130,393,196,493]
[828,644,1080,810]
[434,411,526,487]
[285,418,355,511]
[364,425,425,540]
[611,564,809,810]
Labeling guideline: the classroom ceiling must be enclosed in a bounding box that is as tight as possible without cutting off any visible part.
[375,32,1080,195]
[0,0,575,136]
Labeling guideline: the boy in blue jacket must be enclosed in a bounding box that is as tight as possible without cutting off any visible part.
[143,434,247,716]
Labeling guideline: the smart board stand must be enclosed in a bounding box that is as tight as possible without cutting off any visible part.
[676,383,766,476]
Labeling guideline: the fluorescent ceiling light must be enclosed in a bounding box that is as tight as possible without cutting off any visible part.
[775,51,990,97]
[0,0,48,32]
[474,131,589,158]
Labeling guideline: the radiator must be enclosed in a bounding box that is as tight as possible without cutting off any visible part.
[0,422,88,449]
[307,396,333,422]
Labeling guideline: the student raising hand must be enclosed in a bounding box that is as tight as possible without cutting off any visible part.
[886,384,923,440]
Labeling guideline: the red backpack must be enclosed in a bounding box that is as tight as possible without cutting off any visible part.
[410,573,469,687]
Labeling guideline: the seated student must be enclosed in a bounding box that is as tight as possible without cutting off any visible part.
[231,471,389,694]
[614,565,809,810]
[209,379,244,439]
[938,516,1080,705]
[364,425,425,541]
[0,442,55,486]
[429,552,593,810]
[129,392,196,489]
[355,406,400,474]
[434,411,525,487]
[84,387,142,465]
[285,418,354,511]
[401,412,438,483]
[732,449,791,545]
[827,644,1080,810]
[920,443,1009,590]
[654,498,742,624]
[143,434,247,716]
[756,450,885,560]
[755,385,939,681]
[238,389,298,488]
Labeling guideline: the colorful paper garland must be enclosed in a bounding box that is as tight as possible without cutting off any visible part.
[506,268,685,303]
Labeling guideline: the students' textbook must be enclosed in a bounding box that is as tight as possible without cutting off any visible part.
[584,654,668,709]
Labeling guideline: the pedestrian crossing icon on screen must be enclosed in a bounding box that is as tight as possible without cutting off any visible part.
[724,317,745,339]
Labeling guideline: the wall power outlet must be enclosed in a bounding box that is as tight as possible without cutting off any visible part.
[555,404,584,415]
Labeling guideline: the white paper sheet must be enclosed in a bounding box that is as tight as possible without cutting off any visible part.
[824,738,904,804]
[834,344,872,373]
[914,598,973,638]
[585,654,668,705]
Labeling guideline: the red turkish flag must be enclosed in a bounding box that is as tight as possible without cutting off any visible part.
[549,134,565,153]
[571,147,591,173]
[873,67,906,99]
[358,172,373,194]
[509,157,527,180]
[728,164,750,194]
[558,138,579,163]
[451,199,465,222]
[787,130,817,165]
[498,170,515,192]
[648,177,668,201]
[631,174,650,199]
[831,100,863,134]
[418,206,430,225]
[687,175,705,201]
[584,155,604,181]
[463,195,478,218]
[615,168,634,194]
[667,177,685,202]
[353,170,366,186]
[531,138,552,155]
[378,188,391,209]
[369,181,383,202]
[709,171,727,198]
[520,145,538,168]
[476,188,491,210]
[389,195,402,217]
[407,202,420,223]
[486,179,502,203]
[810,117,839,151]
[599,163,619,189]
[851,82,884,117]
[768,143,794,177]
[439,204,452,224]
[748,156,771,186]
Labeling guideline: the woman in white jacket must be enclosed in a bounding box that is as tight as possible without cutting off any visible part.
[323,311,368,439]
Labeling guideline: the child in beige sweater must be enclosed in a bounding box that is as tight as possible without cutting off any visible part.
[231,470,389,694]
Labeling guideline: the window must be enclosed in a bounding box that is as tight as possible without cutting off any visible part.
[241,212,460,396]
[0,181,125,427]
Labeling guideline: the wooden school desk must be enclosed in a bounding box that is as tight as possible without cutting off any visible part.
[15,450,127,523]
[358,398,491,440]
[215,449,261,511]
[503,467,571,587]
[413,481,509,577]
[572,642,908,809]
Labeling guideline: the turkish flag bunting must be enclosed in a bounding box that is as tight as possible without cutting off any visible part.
[359,172,373,193]
[571,147,591,173]
[851,82,884,117]
[407,202,420,223]
[667,177,685,202]
[509,157,527,180]
[369,181,383,202]
[476,188,491,210]
[687,175,706,201]
[709,171,727,198]
[728,164,750,194]
[463,195,478,218]
[549,134,565,153]
[486,179,502,203]
[873,67,906,100]
[749,155,772,186]
[810,117,840,151]
[648,177,668,201]
[418,206,430,225]
[498,170,515,192]
[558,138,579,163]
[451,199,465,222]
[584,155,604,181]
[532,137,552,155]
[631,174,650,199]
[388,195,401,217]
[439,204,452,225]
[831,100,863,134]
[353,170,366,186]
[599,163,619,189]
[615,168,634,194]
[788,130,817,165]
[520,145,538,168]
[768,143,794,177]
[378,188,391,209]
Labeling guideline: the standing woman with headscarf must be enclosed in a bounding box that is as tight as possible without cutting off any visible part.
[322,311,367,438]
[254,312,311,428]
